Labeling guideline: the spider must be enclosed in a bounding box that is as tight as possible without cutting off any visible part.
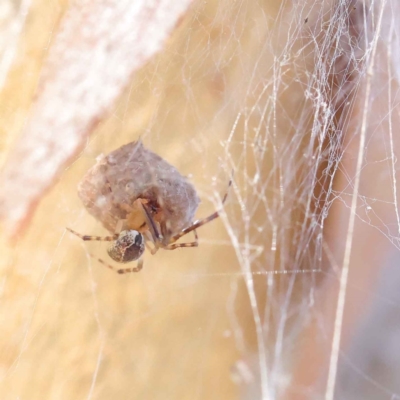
[67,179,231,274]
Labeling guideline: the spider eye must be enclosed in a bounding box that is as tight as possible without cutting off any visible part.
[107,230,145,263]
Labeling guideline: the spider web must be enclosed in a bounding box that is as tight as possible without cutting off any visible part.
[1,1,400,399]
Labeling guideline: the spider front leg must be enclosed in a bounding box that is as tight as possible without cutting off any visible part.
[143,231,159,255]
[169,178,232,244]
[164,230,199,250]
[93,255,144,274]
[67,227,118,242]
[139,201,164,251]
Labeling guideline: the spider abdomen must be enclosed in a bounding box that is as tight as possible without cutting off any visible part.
[107,230,145,263]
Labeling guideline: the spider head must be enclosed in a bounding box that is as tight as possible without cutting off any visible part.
[107,230,145,263]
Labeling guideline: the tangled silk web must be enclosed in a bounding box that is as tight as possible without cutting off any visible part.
[204,1,400,399]
[3,0,400,399]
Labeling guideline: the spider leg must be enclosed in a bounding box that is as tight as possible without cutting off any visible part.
[67,227,118,242]
[164,230,199,250]
[92,254,144,274]
[169,178,232,244]
[159,220,171,246]
[139,201,163,245]
[144,231,159,255]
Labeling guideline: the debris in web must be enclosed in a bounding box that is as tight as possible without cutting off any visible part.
[78,141,200,235]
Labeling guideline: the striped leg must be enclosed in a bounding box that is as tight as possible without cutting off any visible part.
[169,179,232,244]
[93,255,144,274]
[164,230,198,250]
[67,227,118,242]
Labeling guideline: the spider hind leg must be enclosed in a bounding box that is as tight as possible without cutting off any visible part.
[92,254,144,274]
